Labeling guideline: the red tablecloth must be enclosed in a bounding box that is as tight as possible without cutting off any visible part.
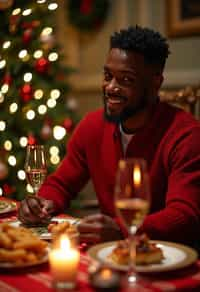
[1,199,200,291]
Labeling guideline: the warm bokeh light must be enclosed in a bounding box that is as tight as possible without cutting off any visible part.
[49,146,59,155]
[26,110,35,120]
[53,126,66,140]
[48,3,58,10]
[34,89,44,99]
[8,155,17,166]
[50,89,60,99]
[47,98,56,108]
[19,137,28,147]
[4,140,12,151]
[33,50,43,59]
[24,72,32,82]
[2,41,11,49]
[0,121,6,131]
[9,103,18,113]
[22,9,32,16]
[17,170,26,180]
[38,104,47,114]
[0,60,6,69]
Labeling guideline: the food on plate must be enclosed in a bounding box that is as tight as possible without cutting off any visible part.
[48,221,78,239]
[110,234,164,265]
[0,223,48,265]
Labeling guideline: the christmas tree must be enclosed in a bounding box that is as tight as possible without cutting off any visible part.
[0,0,79,200]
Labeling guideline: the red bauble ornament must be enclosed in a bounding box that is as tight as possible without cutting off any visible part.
[20,84,33,102]
[63,118,73,132]
[35,57,50,74]
[22,28,33,45]
[3,73,12,85]
[28,135,36,145]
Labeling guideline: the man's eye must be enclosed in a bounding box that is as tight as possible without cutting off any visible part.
[123,77,132,83]
[104,72,112,81]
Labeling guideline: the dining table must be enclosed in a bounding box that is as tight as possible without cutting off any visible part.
[1,197,200,292]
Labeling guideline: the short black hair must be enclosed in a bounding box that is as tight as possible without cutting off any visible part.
[110,25,170,69]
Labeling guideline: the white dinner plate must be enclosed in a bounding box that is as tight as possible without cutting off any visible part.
[87,240,198,273]
[9,217,79,240]
[0,247,49,270]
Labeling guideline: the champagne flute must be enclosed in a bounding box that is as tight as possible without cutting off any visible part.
[114,158,151,285]
[25,145,47,195]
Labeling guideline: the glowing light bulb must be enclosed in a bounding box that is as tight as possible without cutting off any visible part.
[2,41,11,49]
[41,27,53,36]
[22,9,32,16]
[19,49,28,59]
[50,89,60,99]
[0,60,6,69]
[0,121,6,131]
[26,110,35,120]
[1,84,9,93]
[23,72,32,82]
[34,89,44,99]
[47,98,56,108]
[49,146,59,155]
[48,3,58,10]
[17,170,26,180]
[37,0,46,3]
[0,188,2,196]
[9,103,18,113]
[4,140,12,151]
[38,105,47,114]
[19,137,28,147]
[8,155,16,166]
[33,50,43,59]
[53,126,66,140]
[12,8,21,15]
[48,52,58,62]
[50,155,60,164]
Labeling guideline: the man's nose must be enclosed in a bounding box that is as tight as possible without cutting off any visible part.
[106,78,120,92]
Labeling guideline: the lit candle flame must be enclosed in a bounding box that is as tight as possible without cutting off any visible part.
[133,165,141,186]
[60,235,70,251]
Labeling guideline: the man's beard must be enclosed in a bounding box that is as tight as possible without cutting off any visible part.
[103,93,148,124]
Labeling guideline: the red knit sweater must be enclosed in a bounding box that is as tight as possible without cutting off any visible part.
[39,102,200,246]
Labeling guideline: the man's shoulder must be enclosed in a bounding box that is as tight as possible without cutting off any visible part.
[80,108,105,127]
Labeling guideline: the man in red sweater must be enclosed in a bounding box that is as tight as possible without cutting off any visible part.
[19,26,200,247]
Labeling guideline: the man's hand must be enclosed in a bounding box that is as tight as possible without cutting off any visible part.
[78,214,123,244]
[18,195,55,225]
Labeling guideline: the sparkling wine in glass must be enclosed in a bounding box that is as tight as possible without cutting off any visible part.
[25,145,47,195]
[114,158,151,285]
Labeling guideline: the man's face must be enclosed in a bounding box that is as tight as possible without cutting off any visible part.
[102,48,157,123]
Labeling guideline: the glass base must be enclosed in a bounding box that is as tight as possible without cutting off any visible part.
[52,280,76,290]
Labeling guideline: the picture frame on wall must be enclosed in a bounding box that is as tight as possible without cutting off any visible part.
[167,0,200,37]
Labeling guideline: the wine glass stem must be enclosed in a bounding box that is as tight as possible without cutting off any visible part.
[128,231,137,283]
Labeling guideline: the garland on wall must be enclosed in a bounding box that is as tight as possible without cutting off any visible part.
[67,0,110,31]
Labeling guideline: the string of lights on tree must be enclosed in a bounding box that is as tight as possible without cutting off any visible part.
[0,0,79,200]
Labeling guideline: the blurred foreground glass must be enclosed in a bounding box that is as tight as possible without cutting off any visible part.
[114,158,151,285]
[24,145,47,195]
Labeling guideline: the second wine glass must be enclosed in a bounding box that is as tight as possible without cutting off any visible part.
[25,145,47,195]
[114,158,151,285]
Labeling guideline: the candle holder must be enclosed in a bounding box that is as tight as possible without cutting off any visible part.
[49,233,80,290]
[89,264,121,292]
